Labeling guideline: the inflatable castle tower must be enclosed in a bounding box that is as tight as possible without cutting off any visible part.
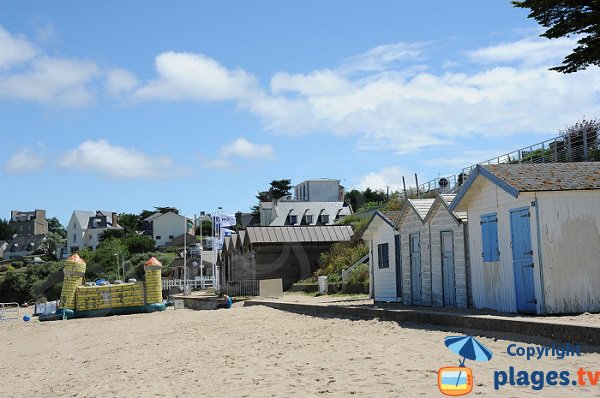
[41,255,167,321]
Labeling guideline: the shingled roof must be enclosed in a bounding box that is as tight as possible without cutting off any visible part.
[450,162,600,210]
[484,162,600,192]
[245,225,353,244]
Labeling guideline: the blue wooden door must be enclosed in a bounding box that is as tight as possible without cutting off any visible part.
[410,233,422,305]
[441,231,456,307]
[395,234,402,299]
[510,208,537,313]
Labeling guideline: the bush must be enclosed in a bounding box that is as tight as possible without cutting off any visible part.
[125,235,156,254]
[316,242,369,277]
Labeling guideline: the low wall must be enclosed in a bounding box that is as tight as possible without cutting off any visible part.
[244,300,600,346]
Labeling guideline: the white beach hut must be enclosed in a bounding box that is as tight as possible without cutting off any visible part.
[395,199,435,306]
[450,163,600,314]
[361,211,401,302]
[423,194,470,308]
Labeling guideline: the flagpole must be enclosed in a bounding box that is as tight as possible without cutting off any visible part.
[183,213,187,295]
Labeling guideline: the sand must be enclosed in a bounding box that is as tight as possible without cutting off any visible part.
[1,305,600,397]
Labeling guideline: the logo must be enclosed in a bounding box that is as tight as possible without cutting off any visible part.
[438,336,493,396]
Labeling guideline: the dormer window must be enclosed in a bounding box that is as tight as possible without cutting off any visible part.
[287,215,298,225]
[319,215,329,224]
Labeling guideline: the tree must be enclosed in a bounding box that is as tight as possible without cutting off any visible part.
[99,229,126,242]
[44,232,65,259]
[0,218,15,241]
[560,117,600,161]
[195,220,212,236]
[513,1,600,73]
[124,235,156,254]
[154,206,179,214]
[251,179,293,214]
[47,217,66,238]
[117,213,139,235]
[344,189,366,212]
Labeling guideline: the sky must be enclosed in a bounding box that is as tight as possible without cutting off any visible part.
[1,1,599,225]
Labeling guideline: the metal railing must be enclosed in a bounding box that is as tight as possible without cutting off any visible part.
[0,302,19,322]
[416,130,599,198]
[162,277,215,291]
[225,280,260,297]
[341,254,369,285]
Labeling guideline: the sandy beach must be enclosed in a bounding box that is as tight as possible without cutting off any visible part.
[1,305,600,397]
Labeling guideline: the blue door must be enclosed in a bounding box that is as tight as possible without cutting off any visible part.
[395,234,402,299]
[510,208,537,313]
[410,233,422,305]
[441,231,456,307]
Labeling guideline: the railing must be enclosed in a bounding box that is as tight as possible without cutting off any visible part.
[341,254,369,285]
[416,130,599,198]
[0,302,19,322]
[162,277,215,291]
[34,300,59,316]
[225,280,260,297]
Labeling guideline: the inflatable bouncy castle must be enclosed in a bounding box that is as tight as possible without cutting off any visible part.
[40,255,167,321]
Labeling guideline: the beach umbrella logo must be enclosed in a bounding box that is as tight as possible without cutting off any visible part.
[438,335,493,396]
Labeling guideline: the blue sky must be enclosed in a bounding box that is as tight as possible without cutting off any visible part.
[1,1,599,225]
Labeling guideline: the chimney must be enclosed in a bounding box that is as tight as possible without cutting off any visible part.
[112,212,118,227]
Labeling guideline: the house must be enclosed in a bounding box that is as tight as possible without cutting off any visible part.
[294,178,343,202]
[423,194,470,308]
[146,212,194,247]
[66,210,123,253]
[450,163,600,314]
[235,212,260,228]
[361,211,401,302]
[395,199,435,306]
[259,200,352,226]
[9,210,48,236]
[3,235,47,260]
[221,225,353,289]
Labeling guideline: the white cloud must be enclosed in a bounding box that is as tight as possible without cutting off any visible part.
[340,42,426,73]
[3,145,46,175]
[357,166,412,192]
[0,56,99,106]
[467,37,576,66]
[134,52,260,102]
[0,26,37,70]
[204,137,273,170]
[105,68,139,97]
[59,140,182,179]
[221,137,273,159]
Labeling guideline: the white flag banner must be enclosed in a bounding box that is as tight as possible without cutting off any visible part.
[212,213,236,247]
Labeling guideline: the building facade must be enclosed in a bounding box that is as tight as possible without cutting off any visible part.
[9,210,48,236]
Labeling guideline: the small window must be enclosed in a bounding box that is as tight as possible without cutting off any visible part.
[319,215,330,224]
[305,215,313,224]
[156,236,161,240]
[377,243,389,269]
[169,235,174,239]
[480,213,499,262]
[73,234,77,243]
[287,215,297,225]
[88,234,92,240]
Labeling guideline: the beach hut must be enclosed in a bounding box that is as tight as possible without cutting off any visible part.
[395,199,435,306]
[450,163,600,314]
[423,194,470,308]
[361,211,401,302]
[223,225,354,289]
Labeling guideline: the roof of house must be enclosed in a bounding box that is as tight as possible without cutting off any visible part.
[268,201,352,226]
[395,198,435,229]
[360,210,400,240]
[450,163,600,210]
[73,210,95,227]
[7,235,46,252]
[245,225,353,244]
[142,212,163,222]
[424,194,467,223]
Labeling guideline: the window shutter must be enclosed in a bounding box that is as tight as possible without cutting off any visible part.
[480,213,499,262]
[489,216,499,261]
[394,235,401,268]
[480,215,491,262]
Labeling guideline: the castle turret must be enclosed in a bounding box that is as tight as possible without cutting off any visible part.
[59,253,86,309]
[144,257,163,304]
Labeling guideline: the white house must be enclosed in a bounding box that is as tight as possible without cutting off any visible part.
[294,178,342,202]
[361,211,401,302]
[450,163,600,314]
[66,210,123,253]
[423,194,470,308]
[395,199,435,306]
[151,212,194,247]
[259,200,352,227]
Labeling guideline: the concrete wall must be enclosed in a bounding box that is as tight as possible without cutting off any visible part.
[427,203,469,308]
[536,191,600,313]
[295,180,340,202]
